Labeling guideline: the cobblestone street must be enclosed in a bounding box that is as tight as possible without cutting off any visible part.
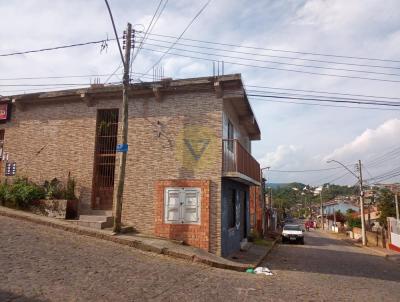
[1,215,399,302]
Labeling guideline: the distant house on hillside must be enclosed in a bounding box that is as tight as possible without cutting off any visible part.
[323,198,359,215]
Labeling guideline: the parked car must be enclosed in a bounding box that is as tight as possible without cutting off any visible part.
[281,224,305,244]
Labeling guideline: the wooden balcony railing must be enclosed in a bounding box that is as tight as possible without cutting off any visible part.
[222,139,261,184]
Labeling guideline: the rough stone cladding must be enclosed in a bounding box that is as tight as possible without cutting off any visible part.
[0,90,223,255]
[154,179,210,251]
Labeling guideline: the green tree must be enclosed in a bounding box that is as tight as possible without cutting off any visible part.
[346,209,361,228]
[376,188,396,227]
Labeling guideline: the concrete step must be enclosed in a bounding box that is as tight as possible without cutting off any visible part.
[69,218,113,230]
[79,215,112,223]
[81,210,113,216]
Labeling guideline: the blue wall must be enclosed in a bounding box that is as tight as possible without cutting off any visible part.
[324,202,359,215]
[221,179,250,257]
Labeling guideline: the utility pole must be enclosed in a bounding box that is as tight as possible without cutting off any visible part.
[358,160,367,246]
[333,206,336,232]
[320,191,324,230]
[395,193,399,222]
[113,23,133,233]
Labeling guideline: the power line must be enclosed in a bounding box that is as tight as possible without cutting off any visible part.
[141,41,400,77]
[325,172,353,184]
[138,32,400,64]
[371,172,400,183]
[246,84,400,101]
[136,35,400,71]
[269,167,344,173]
[247,93,400,107]
[0,83,94,87]
[140,47,400,83]
[249,96,400,111]
[365,166,400,182]
[247,89,400,105]
[0,39,113,57]
[131,0,167,69]
[0,73,123,81]
[140,0,212,78]
[364,146,400,168]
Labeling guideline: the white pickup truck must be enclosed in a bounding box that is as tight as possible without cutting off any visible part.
[281,224,305,244]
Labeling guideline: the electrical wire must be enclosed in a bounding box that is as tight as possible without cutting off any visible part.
[247,93,400,107]
[131,0,168,71]
[247,89,400,106]
[136,35,400,71]
[364,147,400,168]
[140,0,212,78]
[269,167,344,173]
[245,84,400,101]
[140,47,400,83]
[141,41,400,77]
[137,32,400,64]
[0,39,113,57]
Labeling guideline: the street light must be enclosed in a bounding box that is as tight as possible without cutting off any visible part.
[314,186,324,230]
[327,159,366,246]
[261,166,271,235]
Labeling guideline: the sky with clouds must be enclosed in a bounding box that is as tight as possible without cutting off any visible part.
[0,0,399,186]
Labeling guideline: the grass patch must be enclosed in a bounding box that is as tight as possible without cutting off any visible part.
[253,238,273,247]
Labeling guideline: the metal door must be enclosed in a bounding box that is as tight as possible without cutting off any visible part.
[92,109,119,210]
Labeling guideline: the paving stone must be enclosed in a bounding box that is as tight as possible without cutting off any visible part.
[1,216,400,301]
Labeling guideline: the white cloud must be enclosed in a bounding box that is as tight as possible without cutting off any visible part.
[1,1,400,185]
[259,118,400,185]
[325,118,400,163]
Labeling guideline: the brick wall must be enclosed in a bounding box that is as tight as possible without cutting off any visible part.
[154,179,210,251]
[0,89,224,254]
[249,185,263,235]
[1,100,104,209]
[117,91,223,254]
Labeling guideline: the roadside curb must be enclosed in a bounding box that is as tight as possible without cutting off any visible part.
[0,207,250,272]
[316,229,398,260]
[254,238,279,267]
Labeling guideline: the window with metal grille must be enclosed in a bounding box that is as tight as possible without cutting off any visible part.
[165,188,201,224]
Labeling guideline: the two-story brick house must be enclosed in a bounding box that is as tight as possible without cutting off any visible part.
[0,74,261,256]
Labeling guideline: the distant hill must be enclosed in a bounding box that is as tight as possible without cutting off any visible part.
[267,183,289,189]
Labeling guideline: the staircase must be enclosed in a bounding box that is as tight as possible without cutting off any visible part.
[69,210,113,230]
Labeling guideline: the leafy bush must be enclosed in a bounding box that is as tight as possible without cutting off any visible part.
[347,216,361,228]
[1,176,77,210]
[65,175,77,200]
[0,182,11,206]
[43,178,65,199]
[8,178,45,209]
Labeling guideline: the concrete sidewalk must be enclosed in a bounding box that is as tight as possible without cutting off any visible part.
[316,228,400,264]
[0,206,276,271]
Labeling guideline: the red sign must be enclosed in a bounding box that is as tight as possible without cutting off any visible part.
[0,104,8,120]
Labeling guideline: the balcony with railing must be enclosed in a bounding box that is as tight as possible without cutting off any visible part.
[222,139,261,185]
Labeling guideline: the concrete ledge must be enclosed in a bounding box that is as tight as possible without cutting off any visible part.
[0,206,253,272]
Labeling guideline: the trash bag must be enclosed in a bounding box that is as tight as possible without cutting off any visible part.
[246,268,255,274]
[254,267,273,276]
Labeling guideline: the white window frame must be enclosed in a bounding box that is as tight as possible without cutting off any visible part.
[164,187,201,225]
